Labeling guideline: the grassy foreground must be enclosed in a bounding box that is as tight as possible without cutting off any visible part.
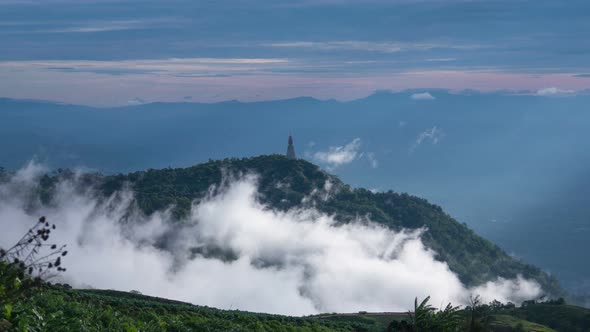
[4,285,588,332]
[4,286,378,332]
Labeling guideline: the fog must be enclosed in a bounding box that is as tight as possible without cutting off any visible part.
[0,164,541,315]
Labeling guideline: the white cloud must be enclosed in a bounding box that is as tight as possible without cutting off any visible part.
[0,18,186,34]
[313,138,362,168]
[43,20,148,33]
[411,126,445,152]
[425,58,456,62]
[0,58,290,77]
[267,41,482,53]
[127,97,146,105]
[0,169,542,315]
[366,152,379,168]
[410,92,435,100]
[536,87,575,96]
[470,276,542,305]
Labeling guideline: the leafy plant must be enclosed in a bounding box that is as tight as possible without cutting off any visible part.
[1,216,68,279]
[388,296,461,332]
[0,216,67,330]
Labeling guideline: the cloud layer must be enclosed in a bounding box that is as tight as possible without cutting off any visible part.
[0,165,541,315]
[411,126,445,152]
[2,0,590,104]
[536,87,575,96]
[411,92,435,100]
[313,138,362,168]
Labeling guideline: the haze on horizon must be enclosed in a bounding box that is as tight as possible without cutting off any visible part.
[1,0,590,106]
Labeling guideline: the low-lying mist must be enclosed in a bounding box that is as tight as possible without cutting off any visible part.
[0,163,541,315]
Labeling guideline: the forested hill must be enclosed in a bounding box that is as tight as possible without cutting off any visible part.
[31,155,562,296]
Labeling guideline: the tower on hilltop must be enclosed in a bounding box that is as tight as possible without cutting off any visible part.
[286,133,296,159]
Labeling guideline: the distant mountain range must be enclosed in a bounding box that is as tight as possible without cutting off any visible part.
[1,90,589,299]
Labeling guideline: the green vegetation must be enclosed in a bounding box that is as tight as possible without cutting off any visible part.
[316,313,407,330]
[389,296,462,331]
[4,285,378,332]
[489,315,556,332]
[29,155,562,295]
[0,217,68,331]
[503,301,590,332]
[314,296,590,332]
[6,284,586,332]
[316,297,590,332]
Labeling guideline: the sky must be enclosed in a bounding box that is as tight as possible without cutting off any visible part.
[1,0,590,105]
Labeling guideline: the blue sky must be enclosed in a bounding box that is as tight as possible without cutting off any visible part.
[1,0,590,105]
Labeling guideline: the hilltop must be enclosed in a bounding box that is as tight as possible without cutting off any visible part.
[32,155,563,296]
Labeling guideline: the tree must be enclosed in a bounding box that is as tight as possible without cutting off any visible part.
[388,296,461,332]
[409,296,436,331]
[433,302,462,331]
[464,294,491,332]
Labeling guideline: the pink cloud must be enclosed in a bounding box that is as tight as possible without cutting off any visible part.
[1,64,590,106]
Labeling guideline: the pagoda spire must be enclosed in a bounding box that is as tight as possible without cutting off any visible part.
[286,133,296,159]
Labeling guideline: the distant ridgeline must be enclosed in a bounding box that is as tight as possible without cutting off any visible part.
[8,155,563,297]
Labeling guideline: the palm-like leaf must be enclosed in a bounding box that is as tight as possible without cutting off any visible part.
[433,303,462,331]
[403,297,462,332]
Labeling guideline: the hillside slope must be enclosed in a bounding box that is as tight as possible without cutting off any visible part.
[32,155,562,296]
